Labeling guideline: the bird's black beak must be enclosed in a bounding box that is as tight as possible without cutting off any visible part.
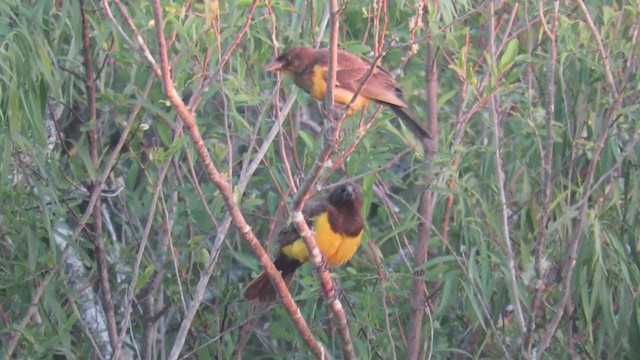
[265,59,284,72]
[344,185,354,199]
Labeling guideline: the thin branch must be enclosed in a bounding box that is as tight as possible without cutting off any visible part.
[406,7,438,355]
[320,107,382,183]
[576,0,618,97]
[288,1,356,358]
[145,2,330,358]
[524,0,559,352]
[68,294,107,360]
[488,0,526,337]
[108,0,160,77]
[81,0,118,351]
[2,271,57,358]
[538,93,628,353]
[11,76,144,360]
[323,1,338,116]
[328,147,414,190]
[113,150,173,360]
[314,5,331,48]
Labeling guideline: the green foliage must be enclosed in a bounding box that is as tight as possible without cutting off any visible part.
[1,0,639,359]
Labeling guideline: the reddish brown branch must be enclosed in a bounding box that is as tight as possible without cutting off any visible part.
[524,0,560,352]
[406,38,438,360]
[487,0,525,343]
[147,1,330,358]
[538,2,630,353]
[80,0,118,351]
[287,1,356,358]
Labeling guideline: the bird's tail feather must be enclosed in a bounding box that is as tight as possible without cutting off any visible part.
[388,105,431,141]
[244,268,297,302]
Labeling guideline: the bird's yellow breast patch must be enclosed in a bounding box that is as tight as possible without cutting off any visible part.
[281,212,363,266]
[310,65,369,112]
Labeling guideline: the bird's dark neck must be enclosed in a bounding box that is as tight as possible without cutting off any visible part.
[327,206,363,237]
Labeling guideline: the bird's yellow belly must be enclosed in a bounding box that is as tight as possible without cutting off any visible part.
[310,66,369,112]
[281,212,362,266]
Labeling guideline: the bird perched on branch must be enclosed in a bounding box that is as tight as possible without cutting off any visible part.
[265,46,431,140]
[244,182,364,302]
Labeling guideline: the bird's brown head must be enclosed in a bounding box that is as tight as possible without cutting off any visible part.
[328,182,363,211]
[265,47,315,75]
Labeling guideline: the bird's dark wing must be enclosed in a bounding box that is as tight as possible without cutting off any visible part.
[313,48,431,140]
[331,50,407,107]
[276,196,329,248]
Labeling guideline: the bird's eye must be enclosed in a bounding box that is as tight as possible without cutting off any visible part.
[276,54,289,65]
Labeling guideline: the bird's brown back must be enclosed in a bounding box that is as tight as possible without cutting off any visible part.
[271,47,407,108]
[310,48,407,107]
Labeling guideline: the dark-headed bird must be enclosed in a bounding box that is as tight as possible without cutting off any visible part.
[265,46,431,140]
[244,182,364,301]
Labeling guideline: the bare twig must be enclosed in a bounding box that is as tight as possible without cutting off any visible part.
[320,107,383,182]
[265,1,297,190]
[368,237,398,360]
[145,1,330,358]
[537,4,633,354]
[406,26,438,359]
[328,147,414,190]
[314,5,331,48]
[576,0,618,97]
[323,2,338,116]
[488,0,526,338]
[538,94,628,353]
[287,1,356,359]
[108,0,160,77]
[2,271,57,358]
[68,294,107,360]
[524,0,560,352]
[80,1,118,351]
[113,152,173,360]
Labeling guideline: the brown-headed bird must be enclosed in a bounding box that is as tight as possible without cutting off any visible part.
[265,46,431,140]
[244,182,364,302]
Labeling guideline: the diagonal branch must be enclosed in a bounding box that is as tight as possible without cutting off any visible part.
[406,13,438,356]
[80,0,118,352]
[146,1,330,358]
[576,0,618,97]
[488,0,526,336]
[524,0,560,351]
[287,1,356,358]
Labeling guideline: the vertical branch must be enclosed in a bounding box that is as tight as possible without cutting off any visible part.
[114,155,173,360]
[487,0,526,336]
[538,98,625,354]
[576,0,618,97]
[80,0,118,352]
[265,0,297,190]
[323,0,338,115]
[2,268,58,358]
[146,1,331,358]
[5,30,154,360]
[537,6,627,354]
[407,4,438,357]
[107,0,161,77]
[288,1,356,359]
[372,0,388,55]
[442,31,470,249]
[524,0,560,351]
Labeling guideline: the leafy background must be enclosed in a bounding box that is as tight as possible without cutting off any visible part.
[1,0,639,359]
